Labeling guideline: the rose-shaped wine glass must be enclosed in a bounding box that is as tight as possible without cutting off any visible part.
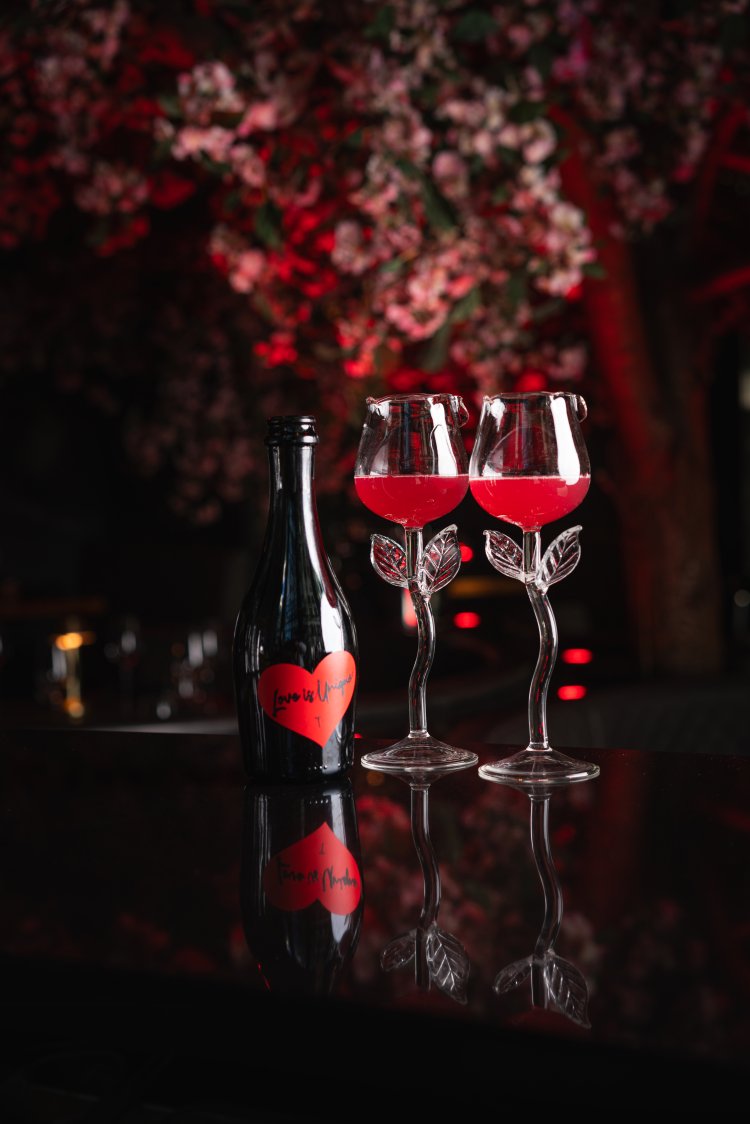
[470,392,600,786]
[355,394,478,777]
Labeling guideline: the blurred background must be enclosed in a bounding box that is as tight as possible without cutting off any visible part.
[1,0,749,752]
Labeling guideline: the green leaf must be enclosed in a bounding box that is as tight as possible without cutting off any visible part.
[529,43,554,81]
[582,261,606,280]
[254,200,282,249]
[420,321,452,373]
[421,180,456,233]
[153,140,175,162]
[449,286,480,324]
[509,100,547,124]
[395,157,422,181]
[223,190,243,213]
[202,156,232,176]
[452,9,496,43]
[365,4,395,40]
[506,271,527,310]
[419,82,440,109]
[379,257,404,275]
[344,127,363,148]
[373,341,393,377]
[531,298,565,323]
[158,94,183,119]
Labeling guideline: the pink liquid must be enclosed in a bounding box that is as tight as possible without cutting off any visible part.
[355,474,469,527]
[470,475,590,530]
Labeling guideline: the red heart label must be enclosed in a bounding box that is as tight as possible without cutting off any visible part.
[257,651,356,748]
[262,823,362,915]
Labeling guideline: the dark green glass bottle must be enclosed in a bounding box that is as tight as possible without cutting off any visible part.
[233,416,358,781]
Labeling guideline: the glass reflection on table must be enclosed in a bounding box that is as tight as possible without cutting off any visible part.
[484,776,595,1028]
[361,755,472,1004]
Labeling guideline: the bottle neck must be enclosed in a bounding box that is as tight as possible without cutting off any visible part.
[266,443,322,554]
[269,442,315,501]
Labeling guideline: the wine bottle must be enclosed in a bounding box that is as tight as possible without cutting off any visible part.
[241,779,364,995]
[233,415,358,781]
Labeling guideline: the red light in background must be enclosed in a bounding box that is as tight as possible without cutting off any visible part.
[354,732,363,740]
[561,648,593,665]
[454,611,481,629]
[553,824,576,846]
[516,371,547,392]
[459,543,474,562]
[557,684,587,701]
[401,589,417,631]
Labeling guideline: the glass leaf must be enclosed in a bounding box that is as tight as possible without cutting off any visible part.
[493,956,532,995]
[426,925,470,1004]
[544,953,591,1028]
[371,534,409,588]
[381,930,416,972]
[484,529,523,581]
[538,525,582,589]
[420,524,461,594]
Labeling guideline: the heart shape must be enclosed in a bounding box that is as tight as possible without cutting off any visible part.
[262,823,362,915]
[258,651,356,748]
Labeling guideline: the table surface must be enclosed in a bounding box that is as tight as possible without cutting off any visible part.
[1,726,749,1119]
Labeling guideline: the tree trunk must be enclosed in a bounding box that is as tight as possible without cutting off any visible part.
[557,124,724,675]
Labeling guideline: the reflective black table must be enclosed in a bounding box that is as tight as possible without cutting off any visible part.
[1,727,748,1119]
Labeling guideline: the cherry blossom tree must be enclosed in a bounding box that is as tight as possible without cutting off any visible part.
[2,0,748,671]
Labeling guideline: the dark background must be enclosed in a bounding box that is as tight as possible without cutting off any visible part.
[1,1,749,752]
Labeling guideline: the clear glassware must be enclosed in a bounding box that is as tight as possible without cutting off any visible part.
[355,393,478,776]
[379,777,470,1003]
[489,780,591,1028]
[469,392,600,786]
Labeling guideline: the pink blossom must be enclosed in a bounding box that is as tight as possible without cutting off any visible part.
[229,145,266,188]
[75,162,148,215]
[172,125,234,163]
[237,101,279,134]
[552,39,590,83]
[332,221,373,275]
[507,24,534,53]
[432,151,469,200]
[231,250,266,293]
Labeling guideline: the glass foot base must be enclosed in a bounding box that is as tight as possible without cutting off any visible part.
[361,734,478,780]
[479,746,600,789]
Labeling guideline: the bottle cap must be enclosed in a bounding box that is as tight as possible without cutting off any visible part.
[266,416,318,446]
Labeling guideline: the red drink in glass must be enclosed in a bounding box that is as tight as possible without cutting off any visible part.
[469,475,590,530]
[355,474,469,527]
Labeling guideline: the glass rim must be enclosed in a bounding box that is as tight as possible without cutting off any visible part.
[481,391,580,402]
[365,392,465,406]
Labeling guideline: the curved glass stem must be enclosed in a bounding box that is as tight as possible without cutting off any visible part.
[490,785,591,1025]
[361,524,477,777]
[411,782,441,990]
[529,794,562,995]
[411,783,441,930]
[524,531,557,751]
[405,528,435,738]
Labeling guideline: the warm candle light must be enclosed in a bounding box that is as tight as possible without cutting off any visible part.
[50,630,95,719]
[54,631,95,651]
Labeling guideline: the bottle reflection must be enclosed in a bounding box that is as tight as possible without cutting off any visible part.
[241,780,363,995]
[380,779,470,1004]
[492,784,591,1028]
